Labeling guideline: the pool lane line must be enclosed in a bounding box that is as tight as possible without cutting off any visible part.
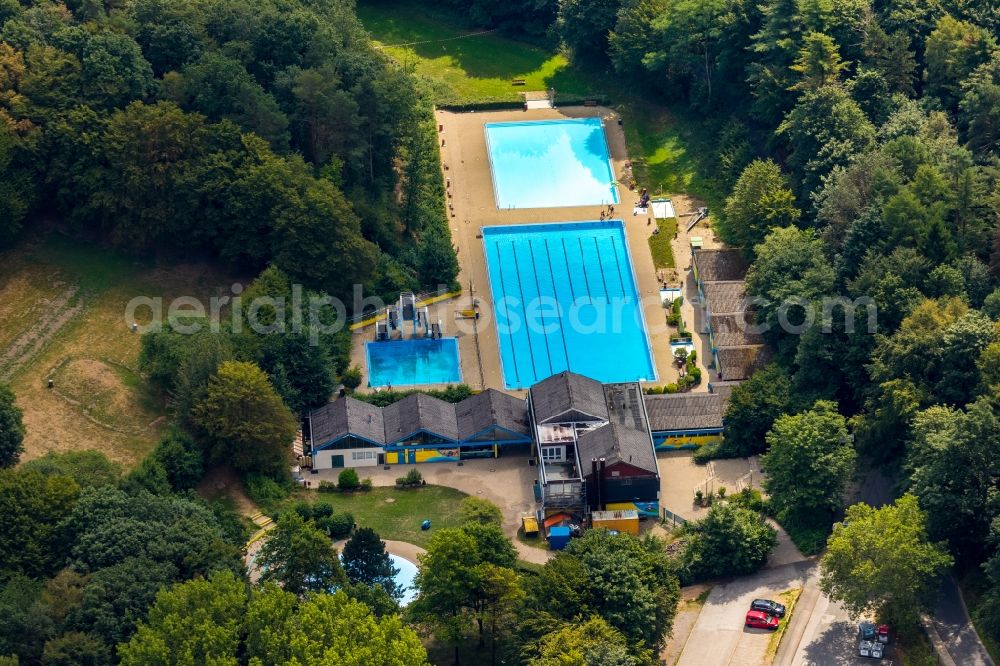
[527,239,556,379]
[592,235,613,301]
[542,238,572,374]
[559,238,578,302]
[607,235,628,298]
[492,241,522,387]
[577,236,595,305]
[509,240,540,385]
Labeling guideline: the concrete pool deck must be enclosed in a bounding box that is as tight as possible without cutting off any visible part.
[440,106,681,391]
[349,105,714,392]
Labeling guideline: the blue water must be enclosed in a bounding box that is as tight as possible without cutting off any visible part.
[390,554,418,606]
[485,118,620,209]
[482,221,656,389]
[366,338,461,387]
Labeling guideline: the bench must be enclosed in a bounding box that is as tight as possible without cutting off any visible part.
[584,99,598,107]
[511,78,526,86]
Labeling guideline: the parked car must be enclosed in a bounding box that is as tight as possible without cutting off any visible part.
[745,610,780,630]
[750,598,787,618]
[877,624,890,644]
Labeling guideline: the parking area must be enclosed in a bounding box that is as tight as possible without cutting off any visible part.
[676,561,812,666]
[786,591,893,665]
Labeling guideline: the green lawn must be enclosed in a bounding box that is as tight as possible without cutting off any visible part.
[359,1,726,208]
[288,485,468,548]
[648,218,678,269]
[619,101,727,210]
[357,1,595,105]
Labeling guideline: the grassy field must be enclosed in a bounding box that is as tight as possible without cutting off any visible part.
[648,218,678,269]
[286,485,468,548]
[0,235,236,468]
[357,0,595,105]
[358,1,724,207]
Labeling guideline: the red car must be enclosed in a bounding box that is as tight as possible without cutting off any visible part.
[745,610,780,630]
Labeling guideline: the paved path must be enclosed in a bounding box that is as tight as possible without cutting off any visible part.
[931,574,995,666]
[775,465,996,666]
[675,561,812,666]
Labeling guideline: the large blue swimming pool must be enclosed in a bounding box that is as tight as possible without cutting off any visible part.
[485,118,619,209]
[366,338,461,387]
[482,221,656,389]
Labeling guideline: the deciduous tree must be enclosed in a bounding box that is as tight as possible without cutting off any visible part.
[192,360,297,475]
[762,401,855,525]
[820,495,952,627]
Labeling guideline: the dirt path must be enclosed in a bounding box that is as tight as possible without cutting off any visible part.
[0,286,83,380]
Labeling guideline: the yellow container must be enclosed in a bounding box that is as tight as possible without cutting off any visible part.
[591,509,640,535]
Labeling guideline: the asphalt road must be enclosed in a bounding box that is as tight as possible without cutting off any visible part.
[931,575,995,666]
[675,561,812,666]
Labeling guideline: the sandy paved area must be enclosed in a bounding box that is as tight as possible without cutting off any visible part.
[350,106,687,391]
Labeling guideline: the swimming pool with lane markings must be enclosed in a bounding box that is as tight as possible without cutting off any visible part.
[482,221,656,389]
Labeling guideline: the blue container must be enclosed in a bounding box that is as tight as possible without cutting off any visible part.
[549,526,571,550]
[421,520,431,531]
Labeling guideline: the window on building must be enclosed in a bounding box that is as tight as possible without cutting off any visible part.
[540,446,566,463]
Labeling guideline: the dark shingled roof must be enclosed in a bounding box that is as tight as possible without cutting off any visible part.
[456,389,530,439]
[710,313,766,348]
[577,383,657,474]
[310,396,386,447]
[702,281,749,314]
[382,393,460,443]
[530,371,609,424]
[716,345,772,381]
[644,392,727,432]
[694,249,749,282]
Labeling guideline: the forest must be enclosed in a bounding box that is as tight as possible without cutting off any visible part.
[4,0,1000,662]
[0,0,459,302]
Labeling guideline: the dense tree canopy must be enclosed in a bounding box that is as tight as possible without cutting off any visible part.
[762,401,856,526]
[191,361,297,475]
[0,382,24,467]
[821,495,952,626]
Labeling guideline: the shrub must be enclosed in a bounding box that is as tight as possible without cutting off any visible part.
[360,478,373,491]
[396,469,423,487]
[292,501,313,521]
[732,488,766,513]
[694,490,704,506]
[459,497,503,526]
[317,511,355,539]
[338,468,361,491]
[664,383,680,394]
[692,440,723,463]
[341,366,362,391]
[246,473,291,509]
[318,480,338,493]
[312,503,333,519]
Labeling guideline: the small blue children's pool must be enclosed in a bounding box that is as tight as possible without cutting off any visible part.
[485,118,619,209]
[365,338,461,387]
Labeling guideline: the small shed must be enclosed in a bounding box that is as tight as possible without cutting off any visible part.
[591,509,640,535]
[549,526,571,550]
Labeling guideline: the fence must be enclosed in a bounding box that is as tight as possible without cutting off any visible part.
[660,507,687,528]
